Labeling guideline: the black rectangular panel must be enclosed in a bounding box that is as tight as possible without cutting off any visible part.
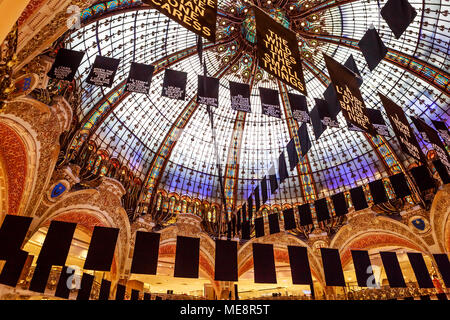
[254,186,261,213]
[437,293,448,301]
[55,266,72,299]
[174,236,200,278]
[261,176,268,204]
[229,81,251,112]
[380,251,407,287]
[254,217,265,238]
[389,172,412,198]
[259,87,281,118]
[0,215,33,259]
[252,243,277,284]
[320,248,346,287]
[407,252,434,288]
[47,48,85,81]
[29,264,52,293]
[288,246,312,285]
[282,208,296,230]
[248,195,253,221]
[131,289,140,300]
[126,62,154,94]
[315,198,330,222]
[350,186,368,211]
[310,103,326,140]
[84,226,119,271]
[298,123,312,156]
[197,75,219,107]
[410,165,436,192]
[331,192,348,216]
[420,295,430,300]
[36,220,76,266]
[76,273,94,300]
[115,284,126,300]
[130,231,160,275]
[98,279,111,300]
[433,254,450,287]
[380,0,417,39]
[144,292,151,300]
[433,160,450,184]
[268,214,280,234]
[241,221,250,240]
[351,250,374,288]
[214,240,238,281]
[86,56,120,87]
[278,152,289,182]
[0,251,28,287]
[298,204,313,226]
[358,28,387,71]
[368,179,388,205]
[161,69,188,100]
[286,138,299,171]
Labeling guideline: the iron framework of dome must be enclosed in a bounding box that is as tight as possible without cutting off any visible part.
[57,0,449,232]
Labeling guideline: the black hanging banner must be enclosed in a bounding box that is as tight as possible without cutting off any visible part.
[358,28,388,71]
[350,186,368,211]
[115,284,126,300]
[368,179,388,205]
[320,248,346,287]
[288,246,313,285]
[98,279,112,300]
[407,252,434,288]
[323,53,377,136]
[380,251,407,287]
[253,7,307,95]
[433,254,450,287]
[268,213,280,234]
[379,93,427,164]
[278,152,289,182]
[259,87,281,118]
[298,203,313,226]
[198,75,219,106]
[86,56,120,87]
[344,54,363,87]
[316,98,339,128]
[261,176,268,203]
[269,165,278,194]
[84,226,119,271]
[431,120,450,145]
[433,160,450,184]
[0,215,33,260]
[248,194,253,221]
[410,165,435,192]
[331,192,348,216]
[47,48,85,81]
[367,108,390,136]
[282,208,296,230]
[255,217,265,238]
[412,117,450,172]
[214,240,238,281]
[389,172,412,198]
[286,138,299,170]
[162,69,188,100]
[254,186,261,213]
[288,93,309,123]
[142,0,217,43]
[241,221,251,240]
[76,273,94,300]
[315,198,330,222]
[410,117,431,143]
[237,209,241,231]
[252,243,277,284]
[55,266,74,299]
[380,0,417,39]
[126,62,155,94]
[229,81,251,112]
[174,236,200,278]
[131,289,140,300]
[131,231,161,275]
[351,250,375,288]
[298,123,312,157]
[310,103,327,140]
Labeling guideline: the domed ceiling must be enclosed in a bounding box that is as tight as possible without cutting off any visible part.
[63,0,449,212]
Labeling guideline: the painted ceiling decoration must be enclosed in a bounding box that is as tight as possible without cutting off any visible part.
[51,0,448,231]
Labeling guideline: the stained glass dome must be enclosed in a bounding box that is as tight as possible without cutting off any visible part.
[63,0,449,220]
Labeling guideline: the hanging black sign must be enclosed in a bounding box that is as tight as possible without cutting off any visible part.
[379,93,426,163]
[410,117,431,143]
[316,98,339,128]
[48,48,85,81]
[229,81,251,112]
[412,117,450,172]
[431,120,450,145]
[259,87,281,118]
[126,62,155,94]
[288,93,309,123]
[86,56,120,87]
[368,108,390,136]
[298,122,312,156]
[198,75,219,106]
[254,7,307,95]
[143,0,217,43]
[162,69,188,100]
[323,53,376,136]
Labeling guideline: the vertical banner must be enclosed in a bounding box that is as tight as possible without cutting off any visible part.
[162,69,188,100]
[98,279,112,300]
[323,53,377,136]
[288,93,309,123]
[320,248,346,287]
[380,251,407,287]
[379,93,427,163]
[47,48,85,81]
[282,208,296,230]
[431,120,450,144]
[351,250,375,288]
[259,87,281,118]
[367,108,390,136]
[229,81,251,112]
[269,165,278,194]
[130,232,160,275]
[315,98,339,128]
[198,75,219,106]
[358,28,388,71]
[412,117,450,172]
[407,252,434,288]
[126,62,155,94]
[143,0,217,43]
[86,56,120,87]
[380,0,417,39]
[433,254,450,287]
[268,213,280,234]
[388,172,412,198]
[310,102,327,140]
[76,273,94,300]
[298,123,312,156]
[298,204,313,226]
[253,7,307,95]
[331,192,348,216]
[261,176,268,203]
[174,236,200,278]
[214,240,238,281]
[286,138,299,170]
[288,246,313,285]
[84,226,119,271]
[254,186,261,213]
[278,152,289,182]
[350,186,368,211]
[315,198,330,222]
[368,179,388,205]
[252,243,277,284]
[255,217,265,238]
